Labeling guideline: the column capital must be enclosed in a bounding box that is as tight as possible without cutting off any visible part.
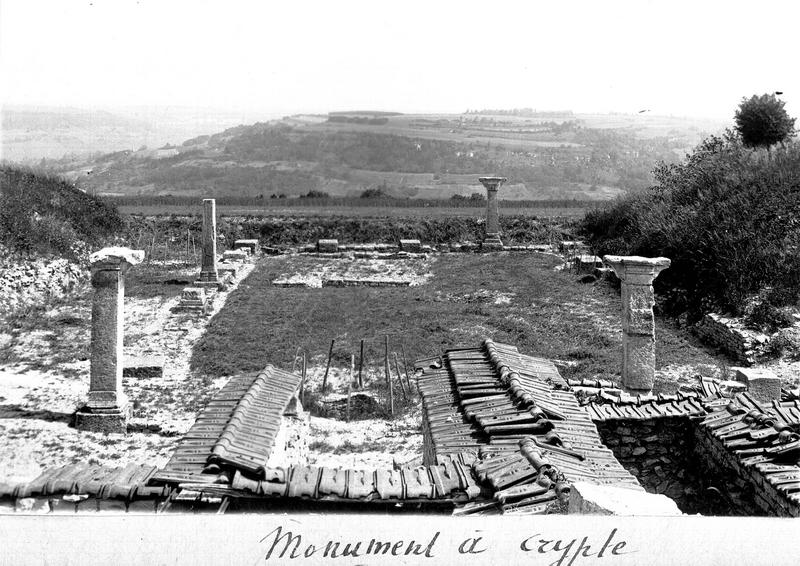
[90,247,145,272]
[603,255,670,285]
[478,176,507,191]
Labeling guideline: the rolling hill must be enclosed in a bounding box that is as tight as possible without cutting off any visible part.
[58,110,727,201]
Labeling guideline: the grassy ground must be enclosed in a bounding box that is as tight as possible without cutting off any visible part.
[191,253,723,391]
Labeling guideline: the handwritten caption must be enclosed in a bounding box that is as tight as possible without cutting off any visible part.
[259,525,633,565]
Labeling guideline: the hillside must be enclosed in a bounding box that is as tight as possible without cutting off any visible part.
[0,167,123,259]
[60,111,727,201]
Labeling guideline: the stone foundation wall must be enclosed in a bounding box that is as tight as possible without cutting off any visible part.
[693,425,799,517]
[595,417,705,513]
[694,313,767,365]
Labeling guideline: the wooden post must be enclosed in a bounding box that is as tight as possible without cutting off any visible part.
[385,335,394,417]
[346,354,354,422]
[300,352,306,406]
[322,339,335,392]
[358,339,364,389]
[401,343,413,393]
[291,346,301,373]
[394,352,408,401]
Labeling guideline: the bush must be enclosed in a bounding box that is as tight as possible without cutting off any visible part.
[0,167,123,260]
[581,131,800,320]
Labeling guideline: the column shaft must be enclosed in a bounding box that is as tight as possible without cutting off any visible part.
[199,198,218,282]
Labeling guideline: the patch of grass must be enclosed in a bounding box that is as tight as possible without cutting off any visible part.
[192,253,724,392]
[192,254,608,381]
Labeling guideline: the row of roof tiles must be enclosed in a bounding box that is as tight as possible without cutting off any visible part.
[153,365,301,485]
[698,392,800,510]
[417,339,641,513]
[0,464,166,501]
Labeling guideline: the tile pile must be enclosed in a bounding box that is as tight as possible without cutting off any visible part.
[695,392,800,516]
[417,339,641,514]
[0,464,167,510]
[195,453,482,504]
[153,364,301,485]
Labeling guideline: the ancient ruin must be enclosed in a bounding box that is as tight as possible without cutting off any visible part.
[478,176,506,250]
[604,255,671,392]
[75,247,144,434]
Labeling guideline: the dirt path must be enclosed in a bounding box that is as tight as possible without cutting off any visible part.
[0,260,255,482]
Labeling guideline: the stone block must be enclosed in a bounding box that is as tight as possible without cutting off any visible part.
[222,249,248,262]
[234,239,259,254]
[571,255,604,274]
[568,482,682,516]
[181,287,205,302]
[317,239,339,253]
[733,367,781,402]
[123,355,165,378]
[74,405,130,434]
[399,239,422,253]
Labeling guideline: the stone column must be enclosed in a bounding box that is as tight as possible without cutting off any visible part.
[478,176,506,250]
[604,255,671,393]
[197,198,219,285]
[75,247,144,433]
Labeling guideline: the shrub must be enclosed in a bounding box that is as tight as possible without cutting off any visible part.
[0,167,123,260]
[581,130,800,320]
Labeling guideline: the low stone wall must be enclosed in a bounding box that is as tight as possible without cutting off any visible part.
[595,417,706,513]
[693,424,799,517]
[694,313,768,365]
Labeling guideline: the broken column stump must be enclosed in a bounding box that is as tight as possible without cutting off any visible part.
[75,247,144,433]
[478,176,506,250]
[604,255,671,393]
[195,198,220,288]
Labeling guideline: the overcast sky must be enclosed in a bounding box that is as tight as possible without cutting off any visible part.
[2,0,798,120]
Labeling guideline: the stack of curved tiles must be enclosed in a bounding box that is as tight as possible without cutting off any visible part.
[583,390,707,422]
[211,453,482,504]
[154,364,300,484]
[0,464,166,509]
[417,339,641,514]
[697,392,800,516]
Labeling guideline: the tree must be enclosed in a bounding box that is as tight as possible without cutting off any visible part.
[734,93,795,148]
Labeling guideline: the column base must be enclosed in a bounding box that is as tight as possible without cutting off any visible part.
[481,237,504,251]
[74,404,131,434]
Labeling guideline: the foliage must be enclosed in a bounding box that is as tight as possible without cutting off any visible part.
[122,213,569,247]
[360,187,390,199]
[734,94,795,148]
[581,132,800,319]
[0,166,123,260]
